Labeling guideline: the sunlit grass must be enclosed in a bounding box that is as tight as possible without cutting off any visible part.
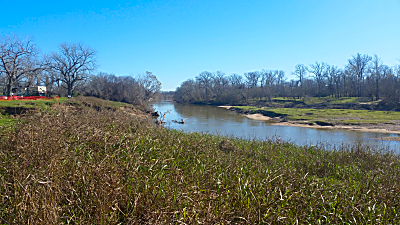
[325,97,361,104]
[270,97,374,106]
[302,96,363,105]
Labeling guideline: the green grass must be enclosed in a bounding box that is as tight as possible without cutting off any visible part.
[232,106,400,125]
[0,97,68,109]
[0,114,15,127]
[325,97,361,104]
[272,97,303,102]
[302,96,360,105]
[270,97,375,106]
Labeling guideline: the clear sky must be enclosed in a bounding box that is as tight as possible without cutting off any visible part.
[1,0,399,91]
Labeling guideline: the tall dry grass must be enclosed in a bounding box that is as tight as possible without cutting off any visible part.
[0,97,399,224]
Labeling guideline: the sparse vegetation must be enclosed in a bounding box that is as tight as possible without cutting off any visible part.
[0,97,399,224]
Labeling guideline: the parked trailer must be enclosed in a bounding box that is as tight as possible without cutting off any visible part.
[0,86,59,101]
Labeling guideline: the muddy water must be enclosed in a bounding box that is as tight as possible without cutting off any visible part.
[152,101,400,152]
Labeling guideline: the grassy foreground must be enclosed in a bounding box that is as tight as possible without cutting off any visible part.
[0,97,400,224]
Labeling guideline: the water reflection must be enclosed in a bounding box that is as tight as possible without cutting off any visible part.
[152,101,400,152]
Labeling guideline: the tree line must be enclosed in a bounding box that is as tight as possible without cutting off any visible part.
[174,53,400,105]
[0,35,161,105]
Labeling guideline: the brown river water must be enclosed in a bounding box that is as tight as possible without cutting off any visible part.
[152,101,400,153]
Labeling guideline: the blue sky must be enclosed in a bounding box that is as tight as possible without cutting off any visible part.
[1,0,400,90]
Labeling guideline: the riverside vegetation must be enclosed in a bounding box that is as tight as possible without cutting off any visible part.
[0,97,399,224]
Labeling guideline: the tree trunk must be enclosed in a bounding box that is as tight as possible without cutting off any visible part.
[67,83,72,97]
[5,77,13,96]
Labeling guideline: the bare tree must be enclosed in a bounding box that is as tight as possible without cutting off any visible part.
[325,65,341,98]
[48,42,97,97]
[261,70,277,101]
[332,67,343,98]
[212,71,228,102]
[174,79,199,103]
[0,72,5,94]
[137,71,162,101]
[288,79,299,100]
[196,71,214,101]
[370,54,385,100]
[244,71,260,88]
[276,70,286,96]
[348,53,371,97]
[213,71,227,86]
[0,35,42,96]
[381,65,395,97]
[228,73,244,88]
[309,62,326,97]
[292,64,307,89]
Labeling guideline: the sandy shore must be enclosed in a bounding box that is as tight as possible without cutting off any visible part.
[218,105,400,136]
[244,113,275,121]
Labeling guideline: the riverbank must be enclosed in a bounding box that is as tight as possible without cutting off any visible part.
[176,96,390,111]
[218,105,400,138]
[0,97,151,129]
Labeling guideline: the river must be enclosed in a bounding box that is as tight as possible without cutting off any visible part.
[151,101,400,152]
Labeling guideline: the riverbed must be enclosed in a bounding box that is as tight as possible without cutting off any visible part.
[151,101,400,152]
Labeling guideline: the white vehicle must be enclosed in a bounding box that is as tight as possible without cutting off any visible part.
[13,86,47,96]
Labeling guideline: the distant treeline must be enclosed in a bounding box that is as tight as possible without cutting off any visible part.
[78,71,161,106]
[0,35,161,106]
[174,53,400,105]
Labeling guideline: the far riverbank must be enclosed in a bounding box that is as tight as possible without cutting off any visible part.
[218,105,400,141]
